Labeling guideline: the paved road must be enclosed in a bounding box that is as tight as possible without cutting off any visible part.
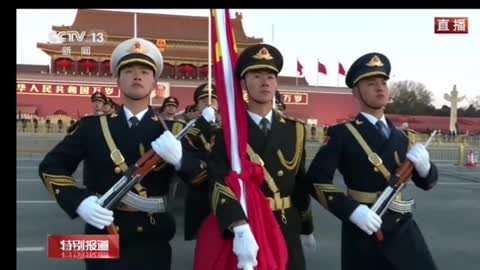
[17,157,480,270]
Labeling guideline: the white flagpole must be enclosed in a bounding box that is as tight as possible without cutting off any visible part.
[316,58,319,86]
[272,24,275,43]
[208,10,212,105]
[214,9,247,215]
[134,13,137,38]
[336,59,339,87]
[296,57,299,87]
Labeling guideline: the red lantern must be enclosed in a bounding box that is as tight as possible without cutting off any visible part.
[57,59,71,72]
[83,60,94,73]
[183,65,193,74]
[201,66,209,74]
[103,61,111,73]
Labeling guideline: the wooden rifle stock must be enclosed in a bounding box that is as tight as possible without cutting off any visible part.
[374,130,437,242]
[105,118,197,235]
[105,150,161,234]
[374,161,414,242]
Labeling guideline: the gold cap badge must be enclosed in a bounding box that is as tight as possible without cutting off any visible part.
[366,55,384,67]
[128,42,149,55]
[253,47,273,60]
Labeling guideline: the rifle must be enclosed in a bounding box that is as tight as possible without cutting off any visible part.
[96,118,197,235]
[371,130,437,242]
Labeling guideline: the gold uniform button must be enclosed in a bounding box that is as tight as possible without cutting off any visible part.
[220,198,226,204]
[328,195,333,201]
[55,189,60,195]
[115,226,120,232]
[374,167,379,172]
[114,167,122,174]
[137,226,143,232]
[395,218,401,223]
[277,170,284,177]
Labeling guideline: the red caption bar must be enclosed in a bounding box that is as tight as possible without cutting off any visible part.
[434,17,469,34]
[48,235,120,259]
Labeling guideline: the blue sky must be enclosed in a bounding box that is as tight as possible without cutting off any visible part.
[17,9,480,108]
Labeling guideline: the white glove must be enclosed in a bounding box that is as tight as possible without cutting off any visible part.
[407,143,431,178]
[76,196,114,230]
[233,224,259,270]
[349,204,382,235]
[301,233,317,254]
[151,131,183,170]
[201,106,216,123]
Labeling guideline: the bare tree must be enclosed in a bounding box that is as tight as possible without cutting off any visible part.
[466,95,480,110]
[386,80,435,115]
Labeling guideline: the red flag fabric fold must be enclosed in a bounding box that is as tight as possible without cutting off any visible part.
[338,62,346,75]
[318,61,327,75]
[193,9,288,270]
[297,60,304,76]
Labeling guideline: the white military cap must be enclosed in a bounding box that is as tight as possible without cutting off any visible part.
[110,38,164,78]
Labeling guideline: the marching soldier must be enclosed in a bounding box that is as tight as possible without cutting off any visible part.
[206,43,315,270]
[38,37,207,270]
[160,96,179,120]
[102,97,117,114]
[91,91,107,115]
[181,82,218,241]
[275,89,286,113]
[66,92,108,134]
[306,52,438,270]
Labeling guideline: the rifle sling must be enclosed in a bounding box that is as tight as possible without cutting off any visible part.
[345,122,391,181]
[99,115,146,197]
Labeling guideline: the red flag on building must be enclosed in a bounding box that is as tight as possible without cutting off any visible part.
[297,60,304,76]
[338,62,346,75]
[318,61,327,75]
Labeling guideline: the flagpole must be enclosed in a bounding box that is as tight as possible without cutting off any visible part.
[296,57,298,87]
[336,59,339,87]
[133,13,137,38]
[316,58,319,86]
[208,10,212,105]
[272,24,275,43]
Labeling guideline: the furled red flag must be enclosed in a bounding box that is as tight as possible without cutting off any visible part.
[193,9,288,270]
[338,62,346,75]
[318,61,327,75]
[297,59,304,76]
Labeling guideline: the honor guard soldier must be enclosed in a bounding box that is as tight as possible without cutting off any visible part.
[91,91,107,115]
[181,82,218,241]
[275,90,286,113]
[160,96,179,120]
[306,52,438,270]
[207,43,316,270]
[102,97,117,114]
[39,37,207,270]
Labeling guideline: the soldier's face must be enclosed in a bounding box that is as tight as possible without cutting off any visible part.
[164,105,177,116]
[93,101,104,112]
[117,64,156,101]
[103,104,112,112]
[243,70,277,106]
[354,76,390,109]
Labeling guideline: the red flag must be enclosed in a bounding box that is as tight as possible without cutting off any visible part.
[297,60,303,76]
[338,62,346,75]
[318,61,327,75]
[194,9,288,270]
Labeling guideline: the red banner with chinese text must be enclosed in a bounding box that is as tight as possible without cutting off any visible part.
[16,81,120,98]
